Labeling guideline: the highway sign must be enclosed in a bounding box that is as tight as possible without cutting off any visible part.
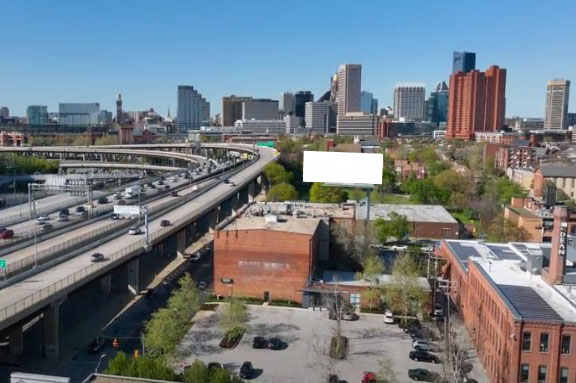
[256,141,275,148]
[0,259,6,269]
[114,205,140,216]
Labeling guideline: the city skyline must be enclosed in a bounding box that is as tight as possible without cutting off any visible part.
[0,0,575,118]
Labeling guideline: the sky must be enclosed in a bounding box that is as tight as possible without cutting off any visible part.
[1,0,575,118]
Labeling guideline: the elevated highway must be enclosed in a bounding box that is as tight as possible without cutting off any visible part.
[58,161,187,172]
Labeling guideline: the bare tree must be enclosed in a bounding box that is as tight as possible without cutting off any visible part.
[441,326,473,383]
[376,356,399,383]
[332,220,376,262]
[324,281,352,360]
[308,334,336,382]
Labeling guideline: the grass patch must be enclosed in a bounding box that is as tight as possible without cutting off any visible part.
[268,299,301,308]
[235,296,264,305]
[329,336,348,360]
[219,329,245,349]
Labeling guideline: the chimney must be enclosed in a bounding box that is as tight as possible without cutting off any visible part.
[545,206,569,285]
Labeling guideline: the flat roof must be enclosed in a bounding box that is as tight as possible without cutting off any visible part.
[444,239,576,323]
[356,204,458,224]
[245,202,355,219]
[322,270,430,291]
[506,206,540,219]
[220,215,321,236]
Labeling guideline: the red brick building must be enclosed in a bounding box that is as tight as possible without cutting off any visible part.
[447,66,507,141]
[214,215,324,303]
[439,206,576,383]
[394,159,428,181]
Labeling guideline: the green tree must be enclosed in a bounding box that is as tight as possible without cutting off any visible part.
[105,351,131,375]
[72,135,92,146]
[309,183,347,203]
[487,213,530,242]
[266,183,298,202]
[167,273,201,324]
[403,178,450,205]
[105,353,177,381]
[95,135,119,145]
[264,162,293,185]
[380,167,396,192]
[356,254,385,309]
[386,253,428,322]
[219,300,249,342]
[183,360,211,383]
[374,213,411,243]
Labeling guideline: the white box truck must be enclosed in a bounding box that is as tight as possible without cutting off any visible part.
[125,185,142,199]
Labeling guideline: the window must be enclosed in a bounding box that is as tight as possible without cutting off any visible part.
[520,364,529,382]
[538,365,547,383]
[559,368,569,383]
[562,335,571,354]
[540,333,549,353]
[442,228,451,238]
[522,332,532,351]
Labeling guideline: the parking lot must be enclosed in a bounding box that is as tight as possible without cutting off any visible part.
[176,305,444,383]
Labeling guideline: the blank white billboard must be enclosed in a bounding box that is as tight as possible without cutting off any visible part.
[303,151,383,185]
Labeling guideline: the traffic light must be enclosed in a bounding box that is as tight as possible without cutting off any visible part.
[133,349,140,359]
[112,338,119,349]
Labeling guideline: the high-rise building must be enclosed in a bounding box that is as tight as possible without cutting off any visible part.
[361,91,378,114]
[544,79,571,130]
[452,51,476,74]
[393,84,426,121]
[99,110,113,124]
[0,107,9,120]
[426,81,449,124]
[337,112,377,136]
[305,102,332,134]
[293,91,314,120]
[116,93,123,124]
[447,66,507,140]
[280,92,294,115]
[26,105,48,125]
[337,64,362,133]
[59,103,100,125]
[242,99,279,120]
[177,85,210,131]
[222,96,252,126]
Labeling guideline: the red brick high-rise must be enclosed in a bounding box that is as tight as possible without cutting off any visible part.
[447,65,506,140]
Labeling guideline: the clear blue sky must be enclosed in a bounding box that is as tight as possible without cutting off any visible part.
[1,0,575,118]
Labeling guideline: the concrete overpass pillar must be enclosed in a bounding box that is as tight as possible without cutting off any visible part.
[248,181,256,202]
[208,208,220,233]
[127,258,140,295]
[100,274,112,293]
[8,326,23,357]
[176,230,186,258]
[43,303,60,358]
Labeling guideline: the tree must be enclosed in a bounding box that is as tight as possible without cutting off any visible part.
[219,300,249,342]
[403,178,450,205]
[386,253,428,323]
[356,254,385,309]
[183,360,211,383]
[376,356,399,383]
[167,273,201,324]
[264,162,293,185]
[95,135,119,145]
[266,183,298,202]
[486,213,530,242]
[72,135,92,146]
[309,182,347,203]
[381,167,397,192]
[105,352,177,381]
[374,213,411,243]
[105,351,131,375]
[442,327,474,383]
[331,221,376,262]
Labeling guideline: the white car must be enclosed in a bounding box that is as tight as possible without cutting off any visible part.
[421,245,434,253]
[128,227,142,235]
[390,245,408,251]
[384,310,396,324]
[413,339,433,351]
[35,217,47,225]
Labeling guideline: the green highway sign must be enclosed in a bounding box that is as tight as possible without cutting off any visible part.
[0,259,6,269]
[256,141,275,148]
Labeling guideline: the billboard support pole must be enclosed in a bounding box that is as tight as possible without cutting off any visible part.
[364,188,371,221]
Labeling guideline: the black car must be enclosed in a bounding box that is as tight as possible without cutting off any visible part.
[328,374,339,383]
[145,289,156,300]
[409,350,440,363]
[160,219,171,227]
[75,206,85,213]
[91,253,105,262]
[98,197,109,204]
[252,336,267,349]
[207,362,222,373]
[171,191,179,197]
[267,337,282,350]
[59,208,70,216]
[88,336,105,354]
[111,213,120,220]
[408,368,439,382]
[239,361,253,379]
[164,185,170,190]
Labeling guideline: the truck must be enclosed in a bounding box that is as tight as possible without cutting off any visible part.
[125,185,142,199]
[192,185,199,192]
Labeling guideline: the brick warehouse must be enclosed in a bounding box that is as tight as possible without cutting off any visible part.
[439,206,576,383]
[214,214,327,303]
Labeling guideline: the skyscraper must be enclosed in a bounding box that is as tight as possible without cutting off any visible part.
[177,85,210,132]
[0,107,9,120]
[280,92,294,115]
[544,79,571,130]
[26,105,48,125]
[241,99,279,120]
[426,81,449,124]
[116,93,123,124]
[337,64,362,132]
[293,91,314,120]
[222,96,252,126]
[447,66,507,140]
[305,102,332,134]
[453,51,476,74]
[59,103,100,125]
[360,91,378,114]
[393,84,426,121]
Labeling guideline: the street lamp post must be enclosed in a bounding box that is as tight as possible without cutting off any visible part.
[95,353,107,374]
[221,278,234,302]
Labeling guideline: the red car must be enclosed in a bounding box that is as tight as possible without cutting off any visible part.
[0,229,14,239]
[362,372,377,383]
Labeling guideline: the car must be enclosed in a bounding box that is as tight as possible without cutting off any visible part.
[40,224,54,233]
[111,213,120,220]
[60,208,70,216]
[328,374,339,383]
[158,180,164,186]
[252,336,267,349]
[91,253,105,262]
[88,336,105,354]
[128,227,142,235]
[362,371,377,383]
[239,361,253,379]
[408,368,439,381]
[197,281,207,290]
[75,206,85,213]
[114,193,122,200]
[164,185,170,191]
[57,215,69,222]
[223,179,231,184]
[97,197,109,204]
[421,245,434,253]
[390,244,408,251]
[409,350,440,363]
[149,184,156,189]
[171,191,179,197]
[207,362,222,373]
[342,311,356,321]
[413,339,433,352]
[433,304,444,317]
[171,176,177,182]
[384,309,396,324]
[145,289,156,300]
[267,337,282,350]
[0,229,14,239]
[160,219,171,227]
[0,227,6,234]
[117,200,127,206]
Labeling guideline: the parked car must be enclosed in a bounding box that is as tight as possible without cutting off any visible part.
[197,281,207,290]
[239,361,253,379]
[207,362,222,373]
[91,253,105,262]
[362,372,377,383]
[342,311,357,321]
[409,350,440,363]
[40,224,54,233]
[252,336,267,349]
[88,336,106,354]
[389,244,408,251]
[98,197,109,204]
[433,304,444,317]
[171,176,177,182]
[57,215,69,222]
[267,337,282,350]
[0,229,14,239]
[128,227,142,235]
[75,206,85,213]
[413,339,433,352]
[408,368,439,381]
[328,374,339,383]
[171,191,179,197]
[160,219,171,227]
[384,310,396,324]
[149,184,156,189]
[60,208,70,216]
